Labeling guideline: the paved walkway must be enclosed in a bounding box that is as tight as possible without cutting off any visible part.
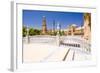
[23,43,91,63]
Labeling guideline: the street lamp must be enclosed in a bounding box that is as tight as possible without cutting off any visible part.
[26,25,29,43]
[56,22,60,46]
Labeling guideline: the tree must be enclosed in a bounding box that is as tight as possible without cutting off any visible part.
[29,28,41,36]
[29,28,35,36]
[61,31,65,35]
[34,29,41,35]
[22,26,27,37]
[59,30,65,36]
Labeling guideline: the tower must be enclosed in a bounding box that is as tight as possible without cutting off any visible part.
[83,13,91,41]
[52,20,55,35]
[42,16,47,35]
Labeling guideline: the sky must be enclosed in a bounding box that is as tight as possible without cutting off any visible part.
[23,10,84,29]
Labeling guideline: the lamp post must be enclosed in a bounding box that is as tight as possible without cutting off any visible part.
[56,22,60,46]
[26,25,29,43]
[52,20,55,35]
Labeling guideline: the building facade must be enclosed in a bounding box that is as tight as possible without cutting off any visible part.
[41,13,91,42]
[65,24,84,36]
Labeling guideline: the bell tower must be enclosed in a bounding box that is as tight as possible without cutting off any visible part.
[83,13,91,41]
[42,16,47,35]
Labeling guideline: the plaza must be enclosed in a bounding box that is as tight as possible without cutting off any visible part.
[22,11,91,62]
[23,35,91,62]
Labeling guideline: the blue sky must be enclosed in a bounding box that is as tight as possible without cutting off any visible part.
[23,10,84,29]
